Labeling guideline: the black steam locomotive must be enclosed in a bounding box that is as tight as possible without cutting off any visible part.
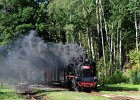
[64,59,98,92]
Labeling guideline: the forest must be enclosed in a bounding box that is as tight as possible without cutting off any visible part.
[0,0,140,84]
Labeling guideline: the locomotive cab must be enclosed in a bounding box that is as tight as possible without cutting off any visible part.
[81,66,93,77]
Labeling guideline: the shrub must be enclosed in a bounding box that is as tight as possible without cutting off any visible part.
[128,49,140,84]
[107,70,129,84]
[128,69,140,84]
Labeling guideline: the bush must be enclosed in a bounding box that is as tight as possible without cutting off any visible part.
[107,70,129,84]
[128,49,140,84]
[128,69,140,84]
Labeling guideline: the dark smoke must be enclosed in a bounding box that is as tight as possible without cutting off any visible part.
[0,30,86,83]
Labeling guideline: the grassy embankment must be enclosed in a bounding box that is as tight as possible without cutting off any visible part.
[40,90,109,100]
[0,83,23,100]
[38,84,140,100]
[0,83,140,100]
[100,84,140,96]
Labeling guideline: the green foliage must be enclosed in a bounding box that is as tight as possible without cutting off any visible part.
[21,7,35,22]
[0,0,48,44]
[0,0,139,84]
[128,50,140,84]
[107,70,129,84]
[128,69,140,84]
[128,50,140,68]
[0,88,22,100]
[127,0,140,13]
[16,23,34,34]
[48,0,96,43]
[101,83,140,91]
[64,24,74,42]
[35,23,48,32]
[127,50,140,84]
[96,57,108,85]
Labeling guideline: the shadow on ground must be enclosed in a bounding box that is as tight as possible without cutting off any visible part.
[100,86,139,91]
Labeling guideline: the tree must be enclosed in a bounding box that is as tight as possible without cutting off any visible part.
[48,0,97,59]
[127,0,140,51]
[0,0,48,45]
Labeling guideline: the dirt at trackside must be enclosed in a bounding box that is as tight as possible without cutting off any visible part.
[16,84,140,100]
[90,91,140,100]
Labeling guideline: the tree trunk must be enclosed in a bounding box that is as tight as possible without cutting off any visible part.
[134,13,139,51]
[87,27,91,54]
[116,23,119,70]
[113,42,116,73]
[119,31,122,69]
[96,0,100,60]
[99,0,106,68]
[90,33,95,60]
[4,0,7,14]
[78,32,82,46]
[110,25,113,74]
[99,0,109,45]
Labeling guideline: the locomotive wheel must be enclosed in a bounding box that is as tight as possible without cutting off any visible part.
[66,79,73,90]
[84,88,91,93]
[73,85,81,92]
[87,88,92,93]
[93,84,98,92]
[77,86,81,92]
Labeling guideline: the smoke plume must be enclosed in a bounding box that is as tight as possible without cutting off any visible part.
[0,30,86,83]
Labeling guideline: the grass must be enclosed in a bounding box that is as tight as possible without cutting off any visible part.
[100,83,140,91]
[41,91,109,100]
[32,83,140,100]
[99,83,140,97]
[0,83,140,100]
[0,88,23,100]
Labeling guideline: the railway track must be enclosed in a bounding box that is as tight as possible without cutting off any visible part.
[15,82,67,100]
[15,84,49,100]
[16,84,140,100]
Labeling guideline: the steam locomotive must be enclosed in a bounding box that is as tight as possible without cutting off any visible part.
[64,59,98,92]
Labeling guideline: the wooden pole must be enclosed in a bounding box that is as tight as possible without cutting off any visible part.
[1,81,3,88]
